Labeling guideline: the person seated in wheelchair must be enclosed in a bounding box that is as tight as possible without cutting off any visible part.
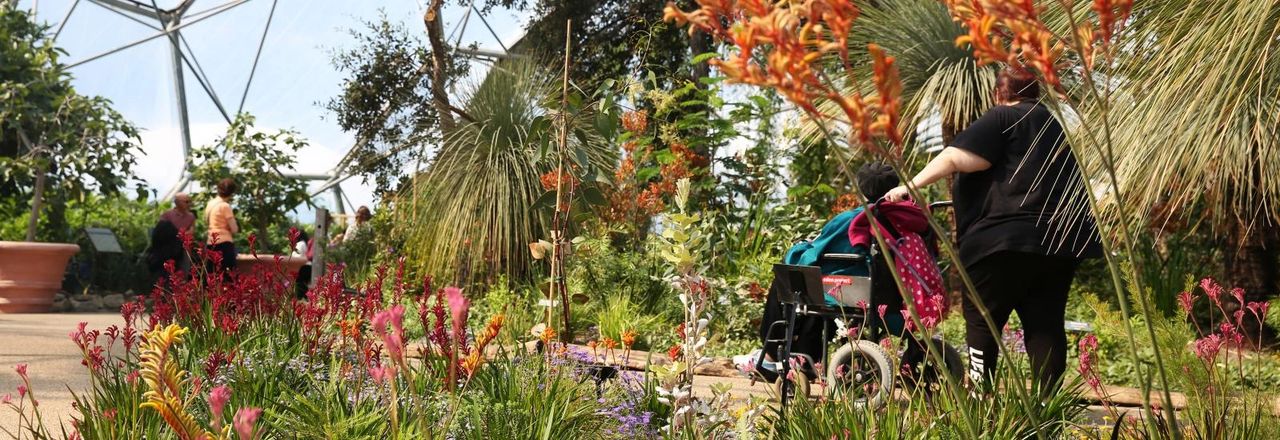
[749,162,939,384]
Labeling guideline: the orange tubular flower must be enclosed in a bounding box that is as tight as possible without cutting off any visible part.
[664,1,904,153]
[462,314,505,377]
[539,326,557,345]
[621,110,649,134]
[621,329,637,349]
[947,0,1132,94]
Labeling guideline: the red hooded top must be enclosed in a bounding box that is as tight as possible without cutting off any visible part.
[847,201,929,248]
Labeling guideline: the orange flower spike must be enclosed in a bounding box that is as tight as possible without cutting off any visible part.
[621,329,637,349]
[539,326,557,345]
[867,44,903,147]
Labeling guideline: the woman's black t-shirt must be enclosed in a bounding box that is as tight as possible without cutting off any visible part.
[949,101,1101,267]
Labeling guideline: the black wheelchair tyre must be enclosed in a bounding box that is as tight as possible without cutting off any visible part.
[904,336,965,396]
[825,339,893,409]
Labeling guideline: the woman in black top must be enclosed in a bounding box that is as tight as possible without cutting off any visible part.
[885,68,1100,392]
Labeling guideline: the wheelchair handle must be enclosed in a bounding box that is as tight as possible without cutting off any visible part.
[820,253,866,263]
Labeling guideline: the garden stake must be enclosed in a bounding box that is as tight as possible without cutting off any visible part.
[548,19,574,341]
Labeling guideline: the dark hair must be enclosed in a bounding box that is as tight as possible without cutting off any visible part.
[216,178,238,197]
[356,206,372,222]
[856,161,899,202]
[296,229,310,244]
[996,68,1040,102]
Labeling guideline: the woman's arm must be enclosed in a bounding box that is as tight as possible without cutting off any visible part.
[884,147,992,202]
[224,205,240,234]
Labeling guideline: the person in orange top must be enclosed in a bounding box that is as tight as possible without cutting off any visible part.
[205,178,240,272]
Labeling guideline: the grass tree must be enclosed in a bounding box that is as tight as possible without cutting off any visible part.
[395,58,616,284]
[1073,1,1280,307]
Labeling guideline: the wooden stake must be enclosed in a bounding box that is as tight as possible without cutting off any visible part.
[549,19,573,341]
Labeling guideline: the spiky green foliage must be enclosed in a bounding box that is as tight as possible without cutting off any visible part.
[395,59,615,282]
[1071,1,1280,235]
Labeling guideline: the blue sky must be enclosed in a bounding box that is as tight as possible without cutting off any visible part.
[18,0,529,217]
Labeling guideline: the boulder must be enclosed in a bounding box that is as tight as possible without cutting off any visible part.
[50,292,71,313]
[70,295,103,313]
[101,293,125,311]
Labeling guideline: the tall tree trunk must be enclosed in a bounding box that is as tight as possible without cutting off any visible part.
[1225,222,1279,302]
[424,0,456,133]
[17,132,45,242]
[1223,219,1279,346]
[25,161,46,242]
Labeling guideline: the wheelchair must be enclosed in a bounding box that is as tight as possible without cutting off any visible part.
[754,202,964,409]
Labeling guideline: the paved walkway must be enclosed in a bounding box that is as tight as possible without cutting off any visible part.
[0,313,125,432]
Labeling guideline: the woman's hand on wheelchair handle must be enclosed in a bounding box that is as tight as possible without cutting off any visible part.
[885,185,911,203]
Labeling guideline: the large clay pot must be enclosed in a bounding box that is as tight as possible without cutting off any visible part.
[0,241,80,313]
[235,254,308,279]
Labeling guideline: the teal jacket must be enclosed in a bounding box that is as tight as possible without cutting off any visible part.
[783,208,869,276]
[782,207,905,332]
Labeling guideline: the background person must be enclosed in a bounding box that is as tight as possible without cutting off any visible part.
[144,219,183,287]
[205,178,241,272]
[884,68,1101,392]
[342,205,372,243]
[158,192,196,270]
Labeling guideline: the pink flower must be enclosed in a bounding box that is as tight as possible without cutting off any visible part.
[1230,287,1245,306]
[233,407,263,440]
[209,385,231,422]
[371,309,390,338]
[125,370,140,385]
[15,364,26,379]
[854,300,868,310]
[1176,290,1194,314]
[1219,322,1241,344]
[1,394,11,405]
[102,408,117,421]
[368,365,395,384]
[373,305,407,362]
[445,287,470,337]
[1194,334,1223,362]
[921,316,938,330]
[17,385,27,398]
[1200,278,1222,305]
[1247,301,1271,323]
[1077,334,1099,384]
[876,304,887,320]
[1079,334,1099,352]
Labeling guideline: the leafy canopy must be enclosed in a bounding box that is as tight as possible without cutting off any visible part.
[191,113,309,252]
[0,1,143,240]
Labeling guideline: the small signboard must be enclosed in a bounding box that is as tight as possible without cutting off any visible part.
[84,228,124,254]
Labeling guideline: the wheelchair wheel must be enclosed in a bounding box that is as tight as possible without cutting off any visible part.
[826,339,893,409]
[904,336,965,396]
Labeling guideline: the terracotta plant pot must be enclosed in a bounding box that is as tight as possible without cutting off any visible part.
[0,241,80,313]
[235,254,308,280]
